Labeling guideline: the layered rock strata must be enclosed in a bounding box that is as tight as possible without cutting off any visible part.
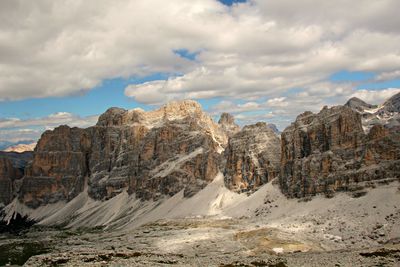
[16,100,227,207]
[224,122,281,192]
[280,105,400,198]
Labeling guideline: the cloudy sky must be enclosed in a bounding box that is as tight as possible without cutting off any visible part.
[1,0,400,144]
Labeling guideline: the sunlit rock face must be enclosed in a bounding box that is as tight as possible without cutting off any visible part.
[16,100,228,207]
[280,104,400,198]
[224,122,281,193]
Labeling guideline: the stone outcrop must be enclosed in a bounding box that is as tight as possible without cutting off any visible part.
[280,104,400,198]
[224,122,281,192]
[16,100,227,207]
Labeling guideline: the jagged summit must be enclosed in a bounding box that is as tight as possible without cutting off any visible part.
[345,97,377,112]
[218,112,235,125]
[266,123,280,134]
[97,100,204,127]
[382,92,400,113]
[218,112,240,137]
[344,92,400,132]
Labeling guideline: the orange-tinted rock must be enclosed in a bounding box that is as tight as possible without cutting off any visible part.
[16,100,227,207]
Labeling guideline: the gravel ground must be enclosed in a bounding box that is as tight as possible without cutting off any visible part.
[13,216,399,267]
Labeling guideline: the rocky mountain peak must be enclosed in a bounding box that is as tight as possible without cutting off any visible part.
[344,92,400,133]
[345,97,377,112]
[266,123,280,134]
[218,113,240,137]
[218,113,235,125]
[96,107,129,126]
[242,122,269,132]
[163,99,203,116]
[382,92,400,113]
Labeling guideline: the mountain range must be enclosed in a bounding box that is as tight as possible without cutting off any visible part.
[0,93,399,266]
[0,93,398,224]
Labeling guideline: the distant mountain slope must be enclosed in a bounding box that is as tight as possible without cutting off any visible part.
[0,140,35,151]
[345,92,400,132]
[3,143,36,153]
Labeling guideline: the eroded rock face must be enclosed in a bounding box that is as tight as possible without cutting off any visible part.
[21,126,90,208]
[280,104,400,198]
[224,122,281,192]
[16,100,227,207]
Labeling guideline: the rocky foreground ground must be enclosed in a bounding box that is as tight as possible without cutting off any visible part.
[1,216,398,267]
[0,180,397,267]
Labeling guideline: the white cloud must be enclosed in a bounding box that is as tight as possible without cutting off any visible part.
[376,70,400,81]
[0,112,98,142]
[0,129,41,143]
[1,0,399,103]
[1,0,400,132]
[266,97,288,108]
[350,88,400,104]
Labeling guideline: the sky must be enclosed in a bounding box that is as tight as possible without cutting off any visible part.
[1,0,400,144]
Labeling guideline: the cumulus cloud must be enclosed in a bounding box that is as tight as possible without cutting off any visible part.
[0,112,98,129]
[350,88,400,104]
[122,0,400,110]
[1,0,399,102]
[1,0,400,133]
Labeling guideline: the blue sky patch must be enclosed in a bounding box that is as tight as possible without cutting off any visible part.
[330,70,375,82]
[357,79,400,90]
[0,74,171,119]
[174,49,199,61]
[218,0,247,6]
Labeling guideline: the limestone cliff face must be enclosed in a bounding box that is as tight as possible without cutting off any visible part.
[17,100,227,207]
[21,126,90,208]
[280,104,400,198]
[224,122,281,192]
